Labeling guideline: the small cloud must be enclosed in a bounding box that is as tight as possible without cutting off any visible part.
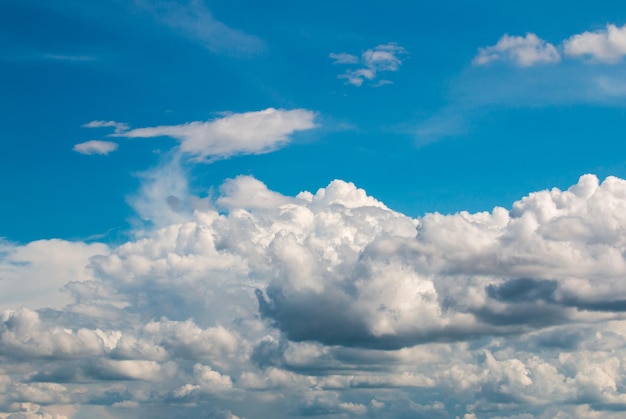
[82,120,129,134]
[563,23,626,63]
[331,43,407,87]
[329,52,359,64]
[73,140,119,155]
[372,79,393,87]
[474,33,560,67]
[117,108,317,162]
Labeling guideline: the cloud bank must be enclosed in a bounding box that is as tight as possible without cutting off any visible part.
[4,174,626,417]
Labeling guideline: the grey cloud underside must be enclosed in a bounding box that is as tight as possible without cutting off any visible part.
[5,174,626,417]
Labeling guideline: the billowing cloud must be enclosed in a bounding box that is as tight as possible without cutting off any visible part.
[6,174,626,416]
[0,239,109,309]
[118,108,317,161]
[331,43,407,86]
[474,33,560,67]
[563,23,626,63]
[72,140,119,155]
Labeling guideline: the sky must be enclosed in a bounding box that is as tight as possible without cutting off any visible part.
[2,0,626,417]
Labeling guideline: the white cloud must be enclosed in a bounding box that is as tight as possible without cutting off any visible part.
[81,120,129,134]
[72,140,119,155]
[474,33,560,67]
[563,24,626,63]
[0,239,108,309]
[331,43,407,86]
[138,0,264,55]
[329,52,359,64]
[8,174,626,416]
[118,108,317,162]
[126,154,193,229]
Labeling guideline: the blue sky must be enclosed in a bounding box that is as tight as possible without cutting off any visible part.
[3,0,626,242]
[3,1,626,418]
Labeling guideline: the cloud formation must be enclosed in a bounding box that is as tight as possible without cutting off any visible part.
[473,33,560,67]
[5,174,626,416]
[118,108,317,161]
[564,23,626,63]
[72,140,119,155]
[331,43,407,86]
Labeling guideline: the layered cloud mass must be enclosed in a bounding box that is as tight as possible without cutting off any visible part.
[3,174,626,417]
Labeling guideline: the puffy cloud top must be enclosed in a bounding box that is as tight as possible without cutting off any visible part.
[5,175,626,417]
[564,23,626,62]
[474,33,560,67]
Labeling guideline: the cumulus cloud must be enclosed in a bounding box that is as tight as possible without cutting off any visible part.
[474,33,560,67]
[118,108,317,162]
[331,43,407,86]
[563,23,626,63]
[0,240,109,309]
[7,174,626,416]
[72,140,118,155]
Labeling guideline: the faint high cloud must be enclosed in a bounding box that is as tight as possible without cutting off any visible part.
[331,43,407,86]
[72,140,119,155]
[118,108,317,162]
[43,54,97,62]
[138,0,265,55]
[474,33,560,67]
[564,23,626,63]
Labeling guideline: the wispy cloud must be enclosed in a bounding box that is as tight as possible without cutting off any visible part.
[73,140,119,155]
[474,33,560,67]
[564,23,626,63]
[329,52,359,64]
[331,43,407,87]
[43,54,97,62]
[82,120,129,134]
[118,108,317,162]
[138,0,265,55]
